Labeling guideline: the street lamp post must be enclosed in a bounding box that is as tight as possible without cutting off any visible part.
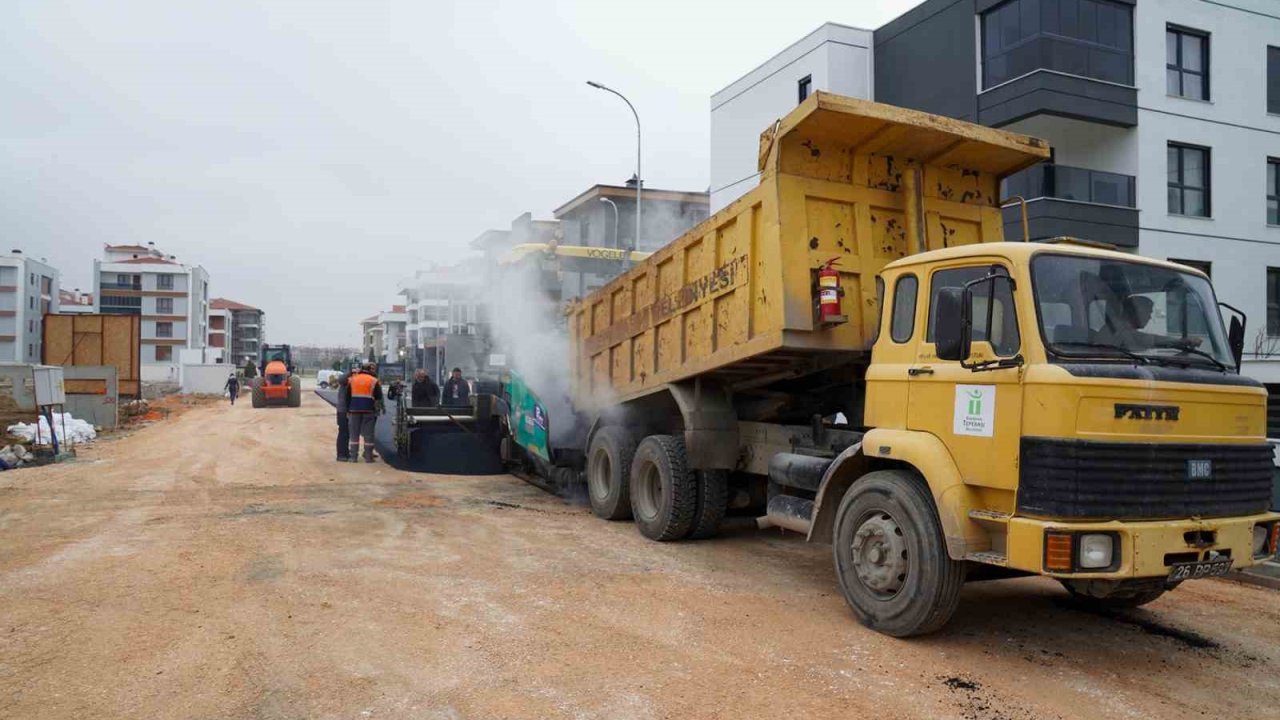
[586,80,641,251]
[599,197,620,249]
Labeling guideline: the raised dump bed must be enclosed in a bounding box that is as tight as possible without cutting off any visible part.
[568,93,1050,412]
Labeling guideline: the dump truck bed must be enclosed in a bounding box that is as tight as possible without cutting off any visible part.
[568,93,1050,411]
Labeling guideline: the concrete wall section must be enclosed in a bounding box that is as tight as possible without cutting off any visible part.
[62,365,118,429]
[874,0,979,122]
[181,364,232,395]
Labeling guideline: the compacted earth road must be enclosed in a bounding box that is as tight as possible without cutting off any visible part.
[1,389,1278,720]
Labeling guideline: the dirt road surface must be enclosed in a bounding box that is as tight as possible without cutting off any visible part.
[2,390,1278,720]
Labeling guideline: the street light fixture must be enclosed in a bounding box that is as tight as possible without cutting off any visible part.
[586,80,641,251]
[599,197,620,249]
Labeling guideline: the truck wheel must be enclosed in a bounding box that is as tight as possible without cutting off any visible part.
[1061,583,1166,610]
[251,378,265,408]
[629,435,697,541]
[287,376,302,407]
[587,426,636,520]
[832,469,965,637]
[686,469,728,540]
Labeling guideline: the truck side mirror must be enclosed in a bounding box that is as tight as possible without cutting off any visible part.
[1228,315,1244,372]
[935,287,969,361]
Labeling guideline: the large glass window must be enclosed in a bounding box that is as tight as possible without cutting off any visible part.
[1032,254,1233,368]
[1269,158,1280,225]
[982,0,1133,89]
[890,275,917,344]
[156,274,175,290]
[1269,46,1280,114]
[1269,268,1280,336]
[1166,26,1209,101]
[1168,143,1210,217]
[927,266,1020,357]
[156,297,174,314]
[155,321,173,338]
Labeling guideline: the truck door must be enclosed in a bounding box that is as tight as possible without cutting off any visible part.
[906,263,1024,491]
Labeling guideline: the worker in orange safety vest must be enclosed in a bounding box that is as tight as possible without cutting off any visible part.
[346,363,384,462]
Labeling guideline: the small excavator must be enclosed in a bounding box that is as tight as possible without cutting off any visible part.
[251,344,302,408]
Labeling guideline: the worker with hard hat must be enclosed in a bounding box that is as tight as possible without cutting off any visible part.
[346,363,384,463]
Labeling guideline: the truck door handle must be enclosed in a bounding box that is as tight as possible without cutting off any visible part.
[908,366,934,376]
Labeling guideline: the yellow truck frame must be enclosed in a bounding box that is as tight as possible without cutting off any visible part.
[562,93,1280,636]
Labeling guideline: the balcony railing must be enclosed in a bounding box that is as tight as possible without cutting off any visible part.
[1001,164,1136,208]
[101,282,142,291]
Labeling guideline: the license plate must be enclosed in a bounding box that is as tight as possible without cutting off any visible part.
[1167,557,1233,582]
[1186,459,1213,479]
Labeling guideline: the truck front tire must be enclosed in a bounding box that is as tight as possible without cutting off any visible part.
[587,426,636,520]
[629,435,697,541]
[251,377,265,408]
[832,469,965,637]
[287,375,302,407]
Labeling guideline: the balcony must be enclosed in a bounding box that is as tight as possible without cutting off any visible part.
[1000,164,1138,248]
[101,282,142,291]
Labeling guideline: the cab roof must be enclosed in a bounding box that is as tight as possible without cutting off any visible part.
[881,239,1209,279]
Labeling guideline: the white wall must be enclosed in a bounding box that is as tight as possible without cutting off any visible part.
[709,23,873,212]
[1131,0,1280,380]
[181,364,232,394]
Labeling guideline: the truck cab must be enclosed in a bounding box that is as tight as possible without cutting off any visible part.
[845,239,1279,634]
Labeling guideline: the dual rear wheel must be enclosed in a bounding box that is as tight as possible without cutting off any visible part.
[586,428,727,542]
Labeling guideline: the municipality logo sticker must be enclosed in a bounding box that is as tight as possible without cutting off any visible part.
[954,385,995,437]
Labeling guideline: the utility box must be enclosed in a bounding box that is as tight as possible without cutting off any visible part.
[32,365,66,406]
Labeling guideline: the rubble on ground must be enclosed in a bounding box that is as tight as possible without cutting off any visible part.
[7,412,97,446]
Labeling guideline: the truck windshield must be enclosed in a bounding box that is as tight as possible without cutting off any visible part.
[1031,254,1233,370]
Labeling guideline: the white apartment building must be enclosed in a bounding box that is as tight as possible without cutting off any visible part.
[92,243,211,380]
[360,306,408,365]
[210,298,265,366]
[0,250,59,363]
[396,260,488,378]
[710,23,874,211]
[711,0,1280,394]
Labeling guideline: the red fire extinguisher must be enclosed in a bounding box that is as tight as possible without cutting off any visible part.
[817,257,847,325]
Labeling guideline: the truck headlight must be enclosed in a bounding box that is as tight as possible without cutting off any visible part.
[1078,534,1115,569]
[1255,524,1275,559]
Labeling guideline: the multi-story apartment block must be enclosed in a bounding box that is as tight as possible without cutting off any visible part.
[360,306,407,366]
[92,243,210,379]
[397,260,489,379]
[711,1,1280,395]
[0,250,59,363]
[210,298,265,367]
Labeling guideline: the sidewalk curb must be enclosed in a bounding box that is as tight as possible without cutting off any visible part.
[1217,569,1280,592]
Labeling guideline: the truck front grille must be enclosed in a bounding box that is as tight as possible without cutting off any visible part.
[1018,438,1274,520]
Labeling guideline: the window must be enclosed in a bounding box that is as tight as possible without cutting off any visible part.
[156,274,174,290]
[872,276,885,342]
[1269,268,1280,336]
[798,75,812,104]
[580,219,590,243]
[981,0,1133,89]
[1166,26,1209,101]
[156,297,174,314]
[28,297,33,309]
[156,345,173,362]
[1170,259,1211,278]
[890,274,918,343]
[928,266,1020,357]
[156,321,173,338]
[1168,143,1210,217]
[1269,47,1280,114]
[1270,158,1280,225]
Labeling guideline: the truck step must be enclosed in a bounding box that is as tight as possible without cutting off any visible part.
[965,551,1008,567]
[968,509,1011,524]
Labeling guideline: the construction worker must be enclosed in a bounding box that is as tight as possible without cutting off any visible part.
[223,372,240,405]
[346,363,384,463]
[411,368,439,407]
[442,367,470,407]
[335,372,350,462]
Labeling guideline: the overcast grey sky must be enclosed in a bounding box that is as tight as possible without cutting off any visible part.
[2,0,919,345]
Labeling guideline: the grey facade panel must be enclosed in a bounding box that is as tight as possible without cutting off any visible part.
[1002,199,1138,248]
[873,0,978,122]
[978,71,1137,128]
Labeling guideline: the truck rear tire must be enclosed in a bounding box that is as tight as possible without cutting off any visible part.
[629,435,697,541]
[587,426,636,520]
[832,469,965,637]
[686,469,728,540]
[287,376,302,407]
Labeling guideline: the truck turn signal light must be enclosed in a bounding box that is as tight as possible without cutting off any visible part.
[1044,532,1074,572]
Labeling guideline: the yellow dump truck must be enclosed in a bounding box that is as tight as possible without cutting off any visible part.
[560,93,1280,637]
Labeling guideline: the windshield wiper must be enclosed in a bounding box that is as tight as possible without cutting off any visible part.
[1158,345,1228,372]
[1046,341,1150,365]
